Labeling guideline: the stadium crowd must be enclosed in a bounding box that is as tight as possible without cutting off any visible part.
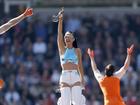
[0,11,140,105]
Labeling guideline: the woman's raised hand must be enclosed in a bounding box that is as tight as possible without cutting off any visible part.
[127,44,134,55]
[87,48,94,58]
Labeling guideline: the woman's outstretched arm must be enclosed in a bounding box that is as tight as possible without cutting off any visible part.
[87,48,104,82]
[0,8,33,35]
[87,48,98,71]
[114,44,134,79]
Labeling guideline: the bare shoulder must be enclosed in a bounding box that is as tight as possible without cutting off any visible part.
[75,48,81,52]
[75,48,82,55]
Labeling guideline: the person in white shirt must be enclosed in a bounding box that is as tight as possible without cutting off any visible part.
[33,37,47,54]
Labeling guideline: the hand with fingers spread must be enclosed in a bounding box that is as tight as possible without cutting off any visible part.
[127,44,134,55]
[23,8,33,17]
[87,48,95,58]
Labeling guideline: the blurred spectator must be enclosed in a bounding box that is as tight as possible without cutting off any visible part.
[5,81,20,105]
[65,15,81,32]
[33,37,47,55]
[34,20,47,39]
[124,91,138,105]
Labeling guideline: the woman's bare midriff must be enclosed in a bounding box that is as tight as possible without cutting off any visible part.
[61,62,78,70]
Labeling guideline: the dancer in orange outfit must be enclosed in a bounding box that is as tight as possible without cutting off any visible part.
[87,44,134,105]
[0,8,33,35]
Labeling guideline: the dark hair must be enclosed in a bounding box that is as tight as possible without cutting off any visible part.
[73,38,78,48]
[68,31,78,48]
[105,64,115,77]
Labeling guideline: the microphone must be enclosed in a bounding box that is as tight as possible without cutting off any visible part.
[52,7,64,22]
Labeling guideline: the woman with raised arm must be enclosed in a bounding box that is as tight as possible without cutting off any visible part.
[0,8,33,35]
[57,8,86,105]
[87,44,134,105]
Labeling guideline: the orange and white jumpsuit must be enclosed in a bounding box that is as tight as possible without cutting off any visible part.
[93,67,126,105]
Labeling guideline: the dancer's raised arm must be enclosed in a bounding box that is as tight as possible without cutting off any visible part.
[114,44,134,79]
[0,8,33,35]
[87,48,104,82]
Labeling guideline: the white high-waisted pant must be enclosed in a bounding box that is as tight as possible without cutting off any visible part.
[57,70,86,105]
